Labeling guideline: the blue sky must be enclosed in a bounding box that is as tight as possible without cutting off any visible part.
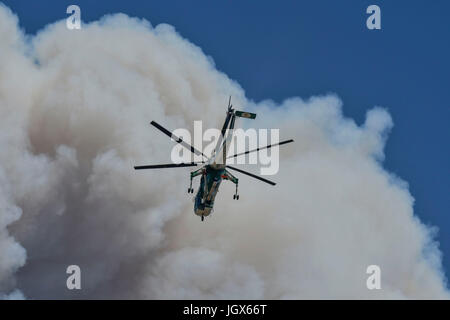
[2,0,449,280]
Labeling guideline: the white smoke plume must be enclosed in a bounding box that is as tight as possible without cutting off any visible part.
[0,4,448,299]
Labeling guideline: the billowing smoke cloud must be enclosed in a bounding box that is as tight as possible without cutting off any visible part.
[0,4,448,299]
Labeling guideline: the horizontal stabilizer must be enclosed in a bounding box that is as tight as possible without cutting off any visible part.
[234,111,256,119]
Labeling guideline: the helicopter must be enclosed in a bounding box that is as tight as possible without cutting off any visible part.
[134,97,294,221]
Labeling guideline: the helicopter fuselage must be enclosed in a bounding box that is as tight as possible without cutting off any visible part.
[194,165,225,217]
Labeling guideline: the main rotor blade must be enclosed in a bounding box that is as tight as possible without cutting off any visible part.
[226,165,276,186]
[150,121,208,160]
[134,163,198,170]
[227,139,294,159]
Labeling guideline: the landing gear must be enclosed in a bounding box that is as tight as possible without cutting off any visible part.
[188,177,194,193]
[201,215,204,221]
[233,184,239,200]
